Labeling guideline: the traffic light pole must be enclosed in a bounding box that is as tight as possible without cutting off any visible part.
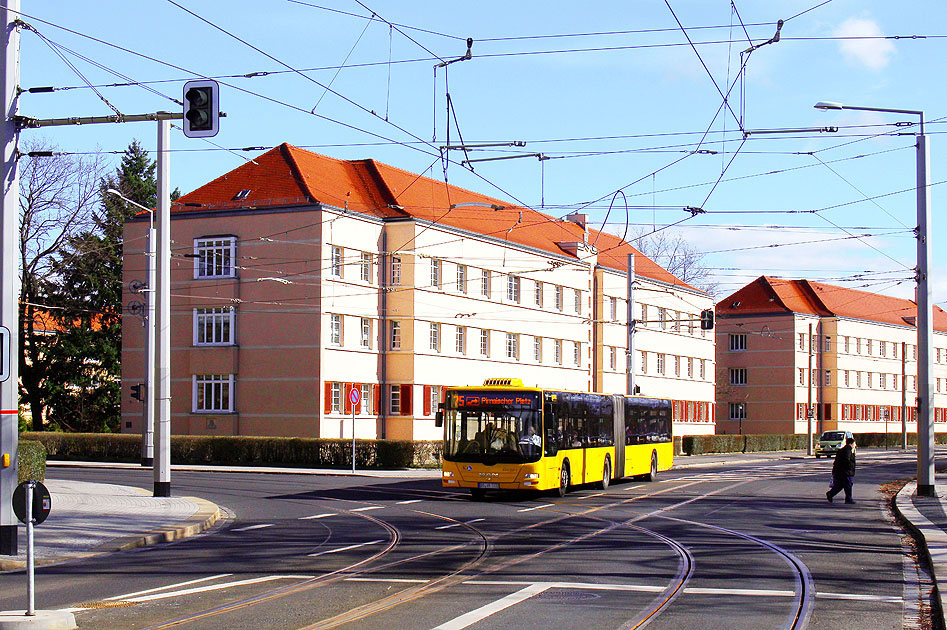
[154,119,171,497]
[0,0,19,557]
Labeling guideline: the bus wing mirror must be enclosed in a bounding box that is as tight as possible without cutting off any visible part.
[435,403,444,427]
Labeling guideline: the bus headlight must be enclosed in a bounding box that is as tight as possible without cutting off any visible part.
[524,473,539,479]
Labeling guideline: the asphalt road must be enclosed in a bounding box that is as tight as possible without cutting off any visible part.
[0,449,931,630]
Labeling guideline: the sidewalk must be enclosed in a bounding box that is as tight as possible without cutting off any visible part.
[894,472,947,627]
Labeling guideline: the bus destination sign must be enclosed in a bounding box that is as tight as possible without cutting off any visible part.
[453,391,540,409]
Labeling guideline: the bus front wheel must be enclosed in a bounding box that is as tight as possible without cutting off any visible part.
[557,463,570,497]
[645,452,658,482]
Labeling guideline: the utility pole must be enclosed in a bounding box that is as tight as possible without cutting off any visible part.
[0,0,18,556]
[626,253,635,396]
[902,341,908,449]
[154,119,171,497]
[807,322,813,456]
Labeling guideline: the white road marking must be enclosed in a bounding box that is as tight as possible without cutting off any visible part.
[435,518,484,530]
[466,580,664,593]
[817,592,902,603]
[307,539,385,557]
[517,504,554,512]
[578,493,604,499]
[432,583,551,630]
[397,499,423,504]
[351,506,384,512]
[231,523,274,532]
[345,577,430,583]
[104,574,234,600]
[92,575,314,605]
[300,513,336,520]
[685,587,795,597]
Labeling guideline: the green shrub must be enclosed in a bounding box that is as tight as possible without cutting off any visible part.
[17,440,46,483]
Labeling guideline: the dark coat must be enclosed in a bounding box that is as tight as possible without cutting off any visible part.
[832,444,856,478]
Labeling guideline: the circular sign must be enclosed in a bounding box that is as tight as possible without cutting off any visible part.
[12,481,51,525]
[349,387,361,405]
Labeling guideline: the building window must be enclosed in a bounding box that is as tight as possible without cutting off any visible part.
[431,259,442,289]
[390,320,401,350]
[844,336,850,353]
[880,341,887,357]
[844,370,850,387]
[641,304,649,327]
[554,339,563,365]
[824,336,832,352]
[360,252,372,282]
[574,289,582,314]
[729,334,747,351]
[360,318,372,348]
[799,368,805,385]
[610,347,617,370]
[194,237,236,278]
[330,382,342,413]
[729,368,747,386]
[330,314,343,346]
[894,343,899,359]
[194,374,234,412]
[867,372,873,388]
[673,310,681,332]
[610,297,618,321]
[330,246,343,278]
[535,281,543,307]
[481,270,491,297]
[506,333,519,360]
[674,355,681,377]
[533,336,542,362]
[429,322,441,352]
[456,326,466,354]
[687,357,693,378]
[640,351,648,374]
[390,384,401,414]
[361,383,372,415]
[507,274,521,303]
[825,370,831,387]
[555,285,563,311]
[194,307,235,345]
[856,372,862,388]
[855,338,862,354]
[456,264,467,294]
[729,402,746,421]
[700,359,706,380]
[573,342,581,366]
[480,329,490,357]
[867,339,873,355]
[390,255,402,285]
[429,386,441,415]
[656,353,665,375]
[658,308,667,330]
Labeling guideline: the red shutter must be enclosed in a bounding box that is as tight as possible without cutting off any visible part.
[324,382,332,414]
[373,384,381,415]
[344,383,353,414]
[401,384,413,415]
[353,383,362,414]
[423,385,432,416]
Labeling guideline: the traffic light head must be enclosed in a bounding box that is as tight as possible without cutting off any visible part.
[700,309,715,330]
[183,79,219,138]
[130,383,143,402]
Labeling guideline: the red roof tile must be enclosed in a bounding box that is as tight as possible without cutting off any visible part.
[174,144,697,290]
[717,276,947,331]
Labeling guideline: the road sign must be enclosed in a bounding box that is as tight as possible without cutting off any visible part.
[0,325,9,382]
[12,481,51,525]
[349,387,360,406]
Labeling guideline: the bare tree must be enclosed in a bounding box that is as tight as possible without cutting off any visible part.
[631,228,719,297]
[19,138,105,429]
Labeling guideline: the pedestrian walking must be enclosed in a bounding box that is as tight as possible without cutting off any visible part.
[826,436,856,504]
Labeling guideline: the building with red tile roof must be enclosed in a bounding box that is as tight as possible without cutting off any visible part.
[716,276,947,436]
[121,144,716,443]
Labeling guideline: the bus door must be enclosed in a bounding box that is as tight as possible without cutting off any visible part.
[613,396,625,477]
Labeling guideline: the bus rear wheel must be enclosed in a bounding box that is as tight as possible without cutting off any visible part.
[645,452,658,482]
[557,463,570,497]
[598,459,611,490]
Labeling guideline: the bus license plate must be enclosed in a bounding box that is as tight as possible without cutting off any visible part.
[478,482,499,489]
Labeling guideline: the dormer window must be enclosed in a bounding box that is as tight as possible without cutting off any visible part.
[233,189,251,200]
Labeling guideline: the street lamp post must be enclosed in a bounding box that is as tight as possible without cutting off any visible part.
[106,189,155,467]
[815,101,935,496]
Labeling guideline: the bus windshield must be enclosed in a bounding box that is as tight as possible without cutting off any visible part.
[443,390,543,464]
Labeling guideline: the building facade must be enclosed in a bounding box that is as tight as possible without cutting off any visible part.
[121,144,715,441]
[715,276,947,435]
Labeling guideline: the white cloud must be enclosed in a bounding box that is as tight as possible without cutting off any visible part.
[834,17,896,71]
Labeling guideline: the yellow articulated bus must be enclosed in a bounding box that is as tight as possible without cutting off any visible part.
[437,378,673,499]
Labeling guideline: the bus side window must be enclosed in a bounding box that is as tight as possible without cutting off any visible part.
[543,401,559,456]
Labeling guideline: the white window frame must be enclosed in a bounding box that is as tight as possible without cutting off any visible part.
[658,308,667,330]
[390,320,401,350]
[431,259,442,289]
[554,339,562,365]
[330,382,342,413]
[194,236,236,279]
[194,307,235,346]
[481,270,491,298]
[534,281,543,307]
[555,285,563,311]
[573,341,581,366]
[457,264,467,294]
[361,383,372,415]
[507,274,521,303]
[330,314,343,346]
[429,386,441,416]
[674,355,681,377]
[360,317,372,349]
[534,336,542,362]
[610,297,617,321]
[610,347,617,370]
[390,384,401,414]
[574,289,582,314]
[330,246,344,278]
[430,322,441,352]
[360,252,372,283]
[390,255,402,285]
[506,332,519,360]
[193,374,235,413]
[456,326,466,354]
[480,329,490,357]
[656,353,665,375]
[640,351,648,374]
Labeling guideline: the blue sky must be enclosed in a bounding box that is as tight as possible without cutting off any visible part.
[17,1,947,303]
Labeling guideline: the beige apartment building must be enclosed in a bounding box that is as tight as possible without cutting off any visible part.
[120,144,715,442]
[715,276,947,435]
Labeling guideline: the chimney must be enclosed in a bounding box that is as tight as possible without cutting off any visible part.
[565,212,587,230]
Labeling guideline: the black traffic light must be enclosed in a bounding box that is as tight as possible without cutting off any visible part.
[130,383,144,402]
[700,309,714,330]
[183,79,219,138]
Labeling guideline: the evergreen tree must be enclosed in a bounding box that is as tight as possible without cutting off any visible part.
[44,141,157,432]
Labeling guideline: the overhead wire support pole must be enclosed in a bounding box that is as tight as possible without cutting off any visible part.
[154,119,171,497]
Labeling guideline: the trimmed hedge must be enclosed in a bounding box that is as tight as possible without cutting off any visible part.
[21,432,442,469]
[18,439,46,483]
[680,432,947,455]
